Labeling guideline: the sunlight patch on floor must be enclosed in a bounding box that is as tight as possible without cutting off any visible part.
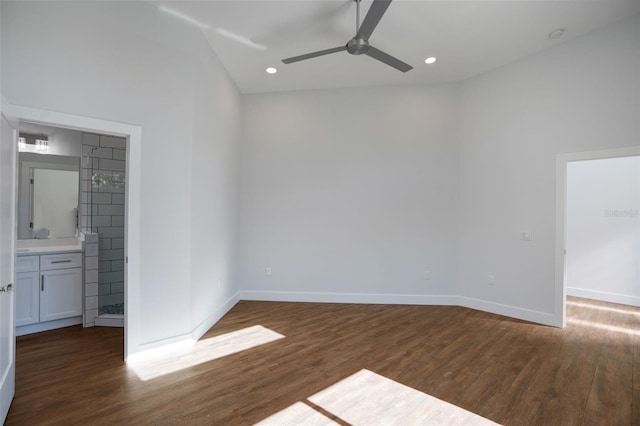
[256,369,499,425]
[255,402,339,426]
[128,325,285,381]
[567,318,640,337]
[567,299,640,317]
[309,369,500,425]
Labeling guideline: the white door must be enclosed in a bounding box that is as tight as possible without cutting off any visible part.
[0,113,17,422]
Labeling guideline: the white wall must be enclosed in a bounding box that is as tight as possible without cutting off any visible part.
[241,15,639,325]
[458,15,639,321]
[240,84,460,302]
[189,46,242,336]
[1,1,242,350]
[566,156,640,306]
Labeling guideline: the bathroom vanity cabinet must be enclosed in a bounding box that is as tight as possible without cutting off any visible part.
[16,251,82,333]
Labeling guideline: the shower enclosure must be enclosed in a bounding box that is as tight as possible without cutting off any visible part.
[82,134,127,323]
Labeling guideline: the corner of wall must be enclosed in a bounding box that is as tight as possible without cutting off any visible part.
[191,291,241,341]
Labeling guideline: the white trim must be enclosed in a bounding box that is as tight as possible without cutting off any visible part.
[557,146,640,163]
[191,292,241,341]
[241,290,459,306]
[124,293,242,361]
[5,104,142,360]
[16,316,82,336]
[240,291,555,325]
[555,156,568,328]
[555,146,640,329]
[125,335,195,364]
[458,297,556,326]
[0,109,18,423]
[567,287,640,307]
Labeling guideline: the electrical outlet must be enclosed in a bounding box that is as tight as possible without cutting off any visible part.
[265,267,272,276]
[488,274,495,285]
[520,230,532,241]
[217,279,221,289]
[424,270,431,281]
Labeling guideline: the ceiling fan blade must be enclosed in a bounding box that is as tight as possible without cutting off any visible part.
[366,46,413,72]
[356,0,392,40]
[282,46,347,64]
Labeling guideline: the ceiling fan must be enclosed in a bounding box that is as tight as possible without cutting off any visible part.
[281,0,413,73]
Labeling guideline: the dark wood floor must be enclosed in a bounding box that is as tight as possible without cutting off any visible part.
[6,297,639,425]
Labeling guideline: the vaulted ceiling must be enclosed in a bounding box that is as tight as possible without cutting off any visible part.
[152,0,640,93]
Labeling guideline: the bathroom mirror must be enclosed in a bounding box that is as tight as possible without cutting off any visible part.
[17,152,80,240]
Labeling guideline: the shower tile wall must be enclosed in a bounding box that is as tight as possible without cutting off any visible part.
[80,133,126,309]
[82,232,99,327]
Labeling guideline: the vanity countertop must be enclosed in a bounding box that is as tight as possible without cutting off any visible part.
[16,238,82,256]
[16,246,82,255]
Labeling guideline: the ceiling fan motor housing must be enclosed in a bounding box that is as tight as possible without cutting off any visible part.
[281,0,412,72]
[347,38,370,55]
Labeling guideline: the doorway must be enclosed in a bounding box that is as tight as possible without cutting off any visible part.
[5,103,141,360]
[566,156,639,305]
[555,146,640,327]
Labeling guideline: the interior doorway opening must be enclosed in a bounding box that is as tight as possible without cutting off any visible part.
[555,146,640,328]
[566,156,639,306]
[5,103,141,360]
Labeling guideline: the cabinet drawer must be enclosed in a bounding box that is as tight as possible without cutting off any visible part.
[40,253,82,271]
[16,255,39,273]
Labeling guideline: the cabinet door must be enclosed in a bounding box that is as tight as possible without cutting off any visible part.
[40,268,82,322]
[15,272,39,326]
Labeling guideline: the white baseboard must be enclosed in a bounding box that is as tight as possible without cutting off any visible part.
[240,290,459,306]
[16,316,83,336]
[127,335,195,363]
[126,289,560,360]
[567,287,640,307]
[191,292,241,341]
[241,291,557,327]
[132,332,194,357]
[129,292,242,359]
[458,297,556,326]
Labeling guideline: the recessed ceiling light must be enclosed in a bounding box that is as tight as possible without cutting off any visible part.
[424,57,437,65]
[266,67,277,74]
[548,28,565,40]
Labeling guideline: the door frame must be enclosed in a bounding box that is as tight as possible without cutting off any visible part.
[555,145,640,327]
[0,108,18,423]
[5,103,141,360]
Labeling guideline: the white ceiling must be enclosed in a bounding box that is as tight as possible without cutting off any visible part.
[153,0,640,94]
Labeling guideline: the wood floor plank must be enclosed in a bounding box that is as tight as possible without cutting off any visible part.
[526,299,603,426]
[6,297,638,425]
[581,302,634,426]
